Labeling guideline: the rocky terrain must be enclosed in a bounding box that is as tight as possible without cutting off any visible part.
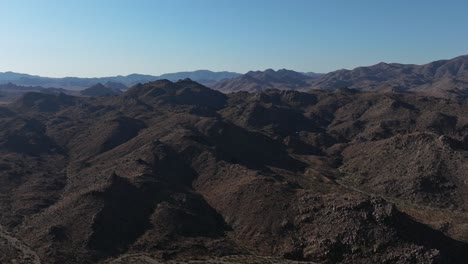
[309,55,468,98]
[210,55,468,98]
[0,79,467,263]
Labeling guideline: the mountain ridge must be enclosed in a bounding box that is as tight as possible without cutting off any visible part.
[309,54,468,97]
[208,54,468,96]
[0,79,467,263]
[210,69,321,93]
[2,54,468,97]
[0,70,242,90]
[80,83,123,97]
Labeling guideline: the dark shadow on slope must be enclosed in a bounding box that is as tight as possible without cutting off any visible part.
[88,143,231,260]
[199,120,307,172]
[100,116,147,153]
[1,117,63,156]
[395,210,468,263]
[87,174,154,256]
[13,92,77,112]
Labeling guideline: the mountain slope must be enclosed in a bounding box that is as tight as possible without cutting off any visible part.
[0,80,467,263]
[310,55,468,97]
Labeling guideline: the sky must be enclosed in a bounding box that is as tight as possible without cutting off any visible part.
[1,0,468,77]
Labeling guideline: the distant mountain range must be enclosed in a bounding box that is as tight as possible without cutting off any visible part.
[2,55,468,97]
[209,69,322,93]
[80,83,123,97]
[0,82,72,102]
[0,70,241,90]
[309,55,468,97]
[158,70,241,83]
[210,55,468,96]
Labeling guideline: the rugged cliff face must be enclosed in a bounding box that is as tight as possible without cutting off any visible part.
[1,80,468,263]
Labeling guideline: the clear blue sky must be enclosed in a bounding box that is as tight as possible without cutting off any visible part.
[1,0,468,77]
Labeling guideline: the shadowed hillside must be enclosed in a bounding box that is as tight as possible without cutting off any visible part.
[0,79,467,263]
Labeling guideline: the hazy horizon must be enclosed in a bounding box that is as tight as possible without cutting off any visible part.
[2,52,468,79]
[2,0,468,77]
